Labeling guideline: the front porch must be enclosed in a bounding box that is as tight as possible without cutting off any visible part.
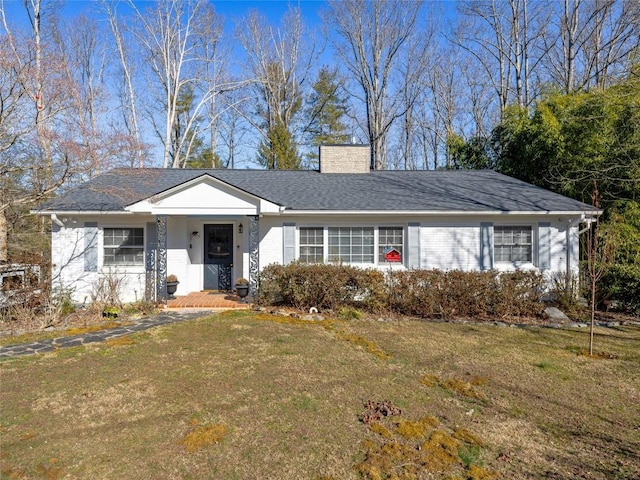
[151,214,260,303]
[130,173,269,304]
[165,291,252,310]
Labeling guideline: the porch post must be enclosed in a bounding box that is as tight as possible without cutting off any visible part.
[156,215,168,303]
[145,221,157,302]
[248,215,259,298]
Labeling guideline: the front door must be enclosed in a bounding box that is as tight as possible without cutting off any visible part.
[204,224,233,291]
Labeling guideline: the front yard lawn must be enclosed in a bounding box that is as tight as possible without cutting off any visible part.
[1,311,639,479]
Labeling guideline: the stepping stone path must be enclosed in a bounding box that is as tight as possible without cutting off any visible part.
[0,311,213,359]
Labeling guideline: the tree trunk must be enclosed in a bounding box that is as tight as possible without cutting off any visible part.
[0,209,7,263]
[590,275,596,356]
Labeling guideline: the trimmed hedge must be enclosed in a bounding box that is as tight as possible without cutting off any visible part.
[386,269,545,318]
[257,263,546,319]
[257,262,385,311]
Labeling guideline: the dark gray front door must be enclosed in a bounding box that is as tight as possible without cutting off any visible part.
[204,224,233,290]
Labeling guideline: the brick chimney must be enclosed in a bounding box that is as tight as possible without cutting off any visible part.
[319,144,371,173]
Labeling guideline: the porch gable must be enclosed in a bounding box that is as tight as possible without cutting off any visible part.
[125,174,281,215]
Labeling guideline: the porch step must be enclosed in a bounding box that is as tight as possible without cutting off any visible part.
[166,292,250,309]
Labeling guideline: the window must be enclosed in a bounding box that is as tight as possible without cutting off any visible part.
[299,227,324,263]
[378,227,403,263]
[328,227,374,264]
[103,228,144,265]
[494,226,532,262]
[299,226,406,265]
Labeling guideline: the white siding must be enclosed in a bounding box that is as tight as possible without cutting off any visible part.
[257,215,582,280]
[167,217,189,296]
[153,179,259,214]
[259,216,283,269]
[51,222,95,302]
[52,215,150,304]
[50,211,584,304]
[421,223,481,271]
[552,223,579,275]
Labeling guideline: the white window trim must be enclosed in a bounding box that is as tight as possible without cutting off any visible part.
[298,226,324,263]
[297,225,406,267]
[100,224,146,272]
[377,226,404,265]
[493,224,536,266]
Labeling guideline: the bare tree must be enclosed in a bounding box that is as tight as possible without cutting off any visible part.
[103,0,146,168]
[237,7,315,168]
[542,0,640,93]
[454,0,547,114]
[393,10,436,170]
[127,0,240,168]
[584,187,616,356]
[218,91,251,169]
[325,0,425,170]
[0,0,75,262]
[50,13,111,175]
[195,3,228,167]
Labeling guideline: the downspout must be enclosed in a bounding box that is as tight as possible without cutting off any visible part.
[51,214,65,228]
[566,215,584,291]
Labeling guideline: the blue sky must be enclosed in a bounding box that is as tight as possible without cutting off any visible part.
[3,1,456,27]
[3,0,327,25]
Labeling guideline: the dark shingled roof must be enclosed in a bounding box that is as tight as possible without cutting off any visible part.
[37,168,593,213]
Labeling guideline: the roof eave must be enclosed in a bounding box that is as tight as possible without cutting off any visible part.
[280,209,598,216]
[32,209,131,216]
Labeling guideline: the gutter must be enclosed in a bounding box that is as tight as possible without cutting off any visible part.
[280,210,595,216]
[32,210,133,216]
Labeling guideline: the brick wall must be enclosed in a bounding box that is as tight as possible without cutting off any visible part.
[319,144,370,173]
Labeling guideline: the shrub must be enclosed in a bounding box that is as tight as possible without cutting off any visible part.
[338,307,364,320]
[258,264,546,319]
[493,270,545,317]
[548,272,582,313]
[600,263,640,314]
[90,272,123,307]
[257,262,385,311]
[386,269,544,319]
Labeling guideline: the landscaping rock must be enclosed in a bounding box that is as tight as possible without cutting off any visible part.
[544,306,570,322]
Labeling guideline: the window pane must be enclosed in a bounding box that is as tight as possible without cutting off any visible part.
[379,227,403,263]
[494,226,531,262]
[103,228,144,265]
[299,227,324,263]
[328,227,374,264]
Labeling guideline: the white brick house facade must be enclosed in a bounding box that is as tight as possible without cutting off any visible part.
[38,146,596,304]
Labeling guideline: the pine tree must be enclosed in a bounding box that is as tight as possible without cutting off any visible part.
[304,67,350,167]
[257,122,301,170]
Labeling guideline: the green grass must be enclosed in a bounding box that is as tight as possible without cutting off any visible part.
[1,311,639,479]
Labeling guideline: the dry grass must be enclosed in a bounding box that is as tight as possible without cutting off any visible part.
[179,423,227,453]
[1,310,639,479]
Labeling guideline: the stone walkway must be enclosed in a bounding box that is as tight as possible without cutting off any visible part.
[0,310,215,359]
